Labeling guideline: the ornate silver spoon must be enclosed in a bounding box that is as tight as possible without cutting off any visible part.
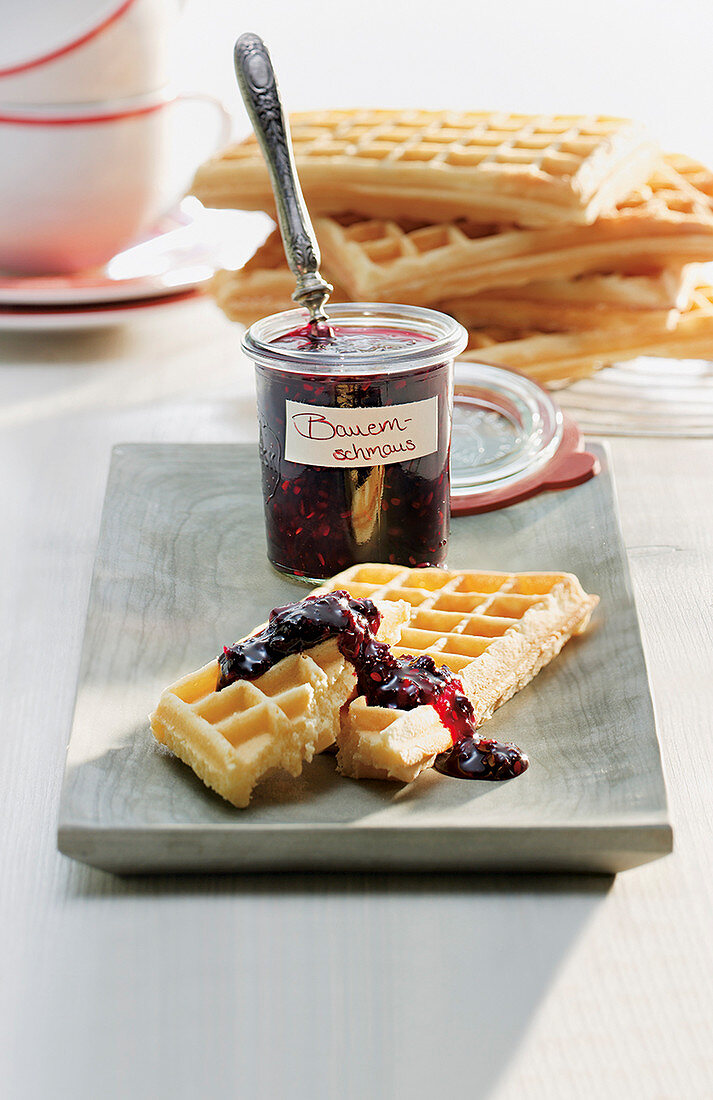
[233,32,333,328]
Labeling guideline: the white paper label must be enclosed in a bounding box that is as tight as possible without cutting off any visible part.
[284,397,439,468]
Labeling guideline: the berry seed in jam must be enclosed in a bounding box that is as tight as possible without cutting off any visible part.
[435,737,529,782]
[242,305,468,580]
[217,591,527,782]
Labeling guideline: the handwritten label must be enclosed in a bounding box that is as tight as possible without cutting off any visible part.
[284,397,439,468]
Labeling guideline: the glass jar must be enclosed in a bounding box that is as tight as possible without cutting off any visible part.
[242,303,468,581]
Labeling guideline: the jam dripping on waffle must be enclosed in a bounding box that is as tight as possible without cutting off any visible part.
[434,733,529,781]
[218,591,528,781]
[217,591,381,685]
[352,641,528,782]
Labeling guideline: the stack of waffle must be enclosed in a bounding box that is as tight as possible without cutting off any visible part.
[193,110,713,385]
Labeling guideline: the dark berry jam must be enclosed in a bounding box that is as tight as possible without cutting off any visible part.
[217,590,381,688]
[217,591,527,782]
[435,737,529,781]
[272,324,434,355]
[253,323,452,579]
[354,644,528,781]
[354,650,475,741]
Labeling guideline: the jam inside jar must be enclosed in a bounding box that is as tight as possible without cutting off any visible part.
[242,304,468,581]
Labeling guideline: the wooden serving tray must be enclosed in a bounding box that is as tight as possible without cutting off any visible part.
[57,443,672,874]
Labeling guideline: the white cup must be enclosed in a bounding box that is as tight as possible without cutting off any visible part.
[0,0,184,105]
[0,91,231,275]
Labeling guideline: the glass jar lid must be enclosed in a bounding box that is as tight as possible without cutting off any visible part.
[451,361,564,503]
[242,302,467,376]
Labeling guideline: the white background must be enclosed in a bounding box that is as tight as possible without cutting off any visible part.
[177,0,713,163]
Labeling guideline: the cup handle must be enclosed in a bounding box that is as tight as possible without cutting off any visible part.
[177,92,233,154]
[158,93,232,216]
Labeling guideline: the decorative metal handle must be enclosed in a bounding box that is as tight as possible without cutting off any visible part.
[234,33,332,322]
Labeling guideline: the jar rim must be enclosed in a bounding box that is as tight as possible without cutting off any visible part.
[242,302,468,375]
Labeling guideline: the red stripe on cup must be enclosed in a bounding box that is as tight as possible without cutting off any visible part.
[0,0,137,78]
[0,99,170,126]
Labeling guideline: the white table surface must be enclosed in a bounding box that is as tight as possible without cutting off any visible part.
[1,297,711,1100]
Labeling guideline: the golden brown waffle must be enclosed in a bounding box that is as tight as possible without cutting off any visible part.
[192,109,658,228]
[313,157,713,306]
[665,152,713,200]
[150,600,409,807]
[481,267,695,310]
[443,280,681,333]
[444,266,694,326]
[314,564,598,783]
[462,282,713,384]
[209,228,692,330]
[209,229,347,326]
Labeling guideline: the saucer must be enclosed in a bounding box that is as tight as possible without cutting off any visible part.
[0,288,201,331]
[0,199,272,307]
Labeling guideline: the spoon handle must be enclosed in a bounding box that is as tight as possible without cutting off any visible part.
[233,33,332,322]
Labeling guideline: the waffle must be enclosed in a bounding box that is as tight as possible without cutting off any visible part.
[150,599,410,807]
[484,266,695,310]
[314,564,598,783]
[312,157,713,306]
[442,279,682,333]
[209,226,693,331]
[192,109,658,228]
[209,229,347,326]
[462,282,713,384]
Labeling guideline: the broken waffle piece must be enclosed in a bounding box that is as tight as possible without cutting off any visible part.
[150,595,410,807]
[314,564,598,782]
[338,696,452,782]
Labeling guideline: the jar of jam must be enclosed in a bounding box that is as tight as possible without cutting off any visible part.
[242,303,468,581]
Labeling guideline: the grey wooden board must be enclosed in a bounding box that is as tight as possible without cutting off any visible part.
[57,442,672,874]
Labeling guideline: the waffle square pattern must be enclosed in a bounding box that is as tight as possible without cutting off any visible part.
[209,229,692,336]
[191,109,658,227]
[316,564,598,783]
